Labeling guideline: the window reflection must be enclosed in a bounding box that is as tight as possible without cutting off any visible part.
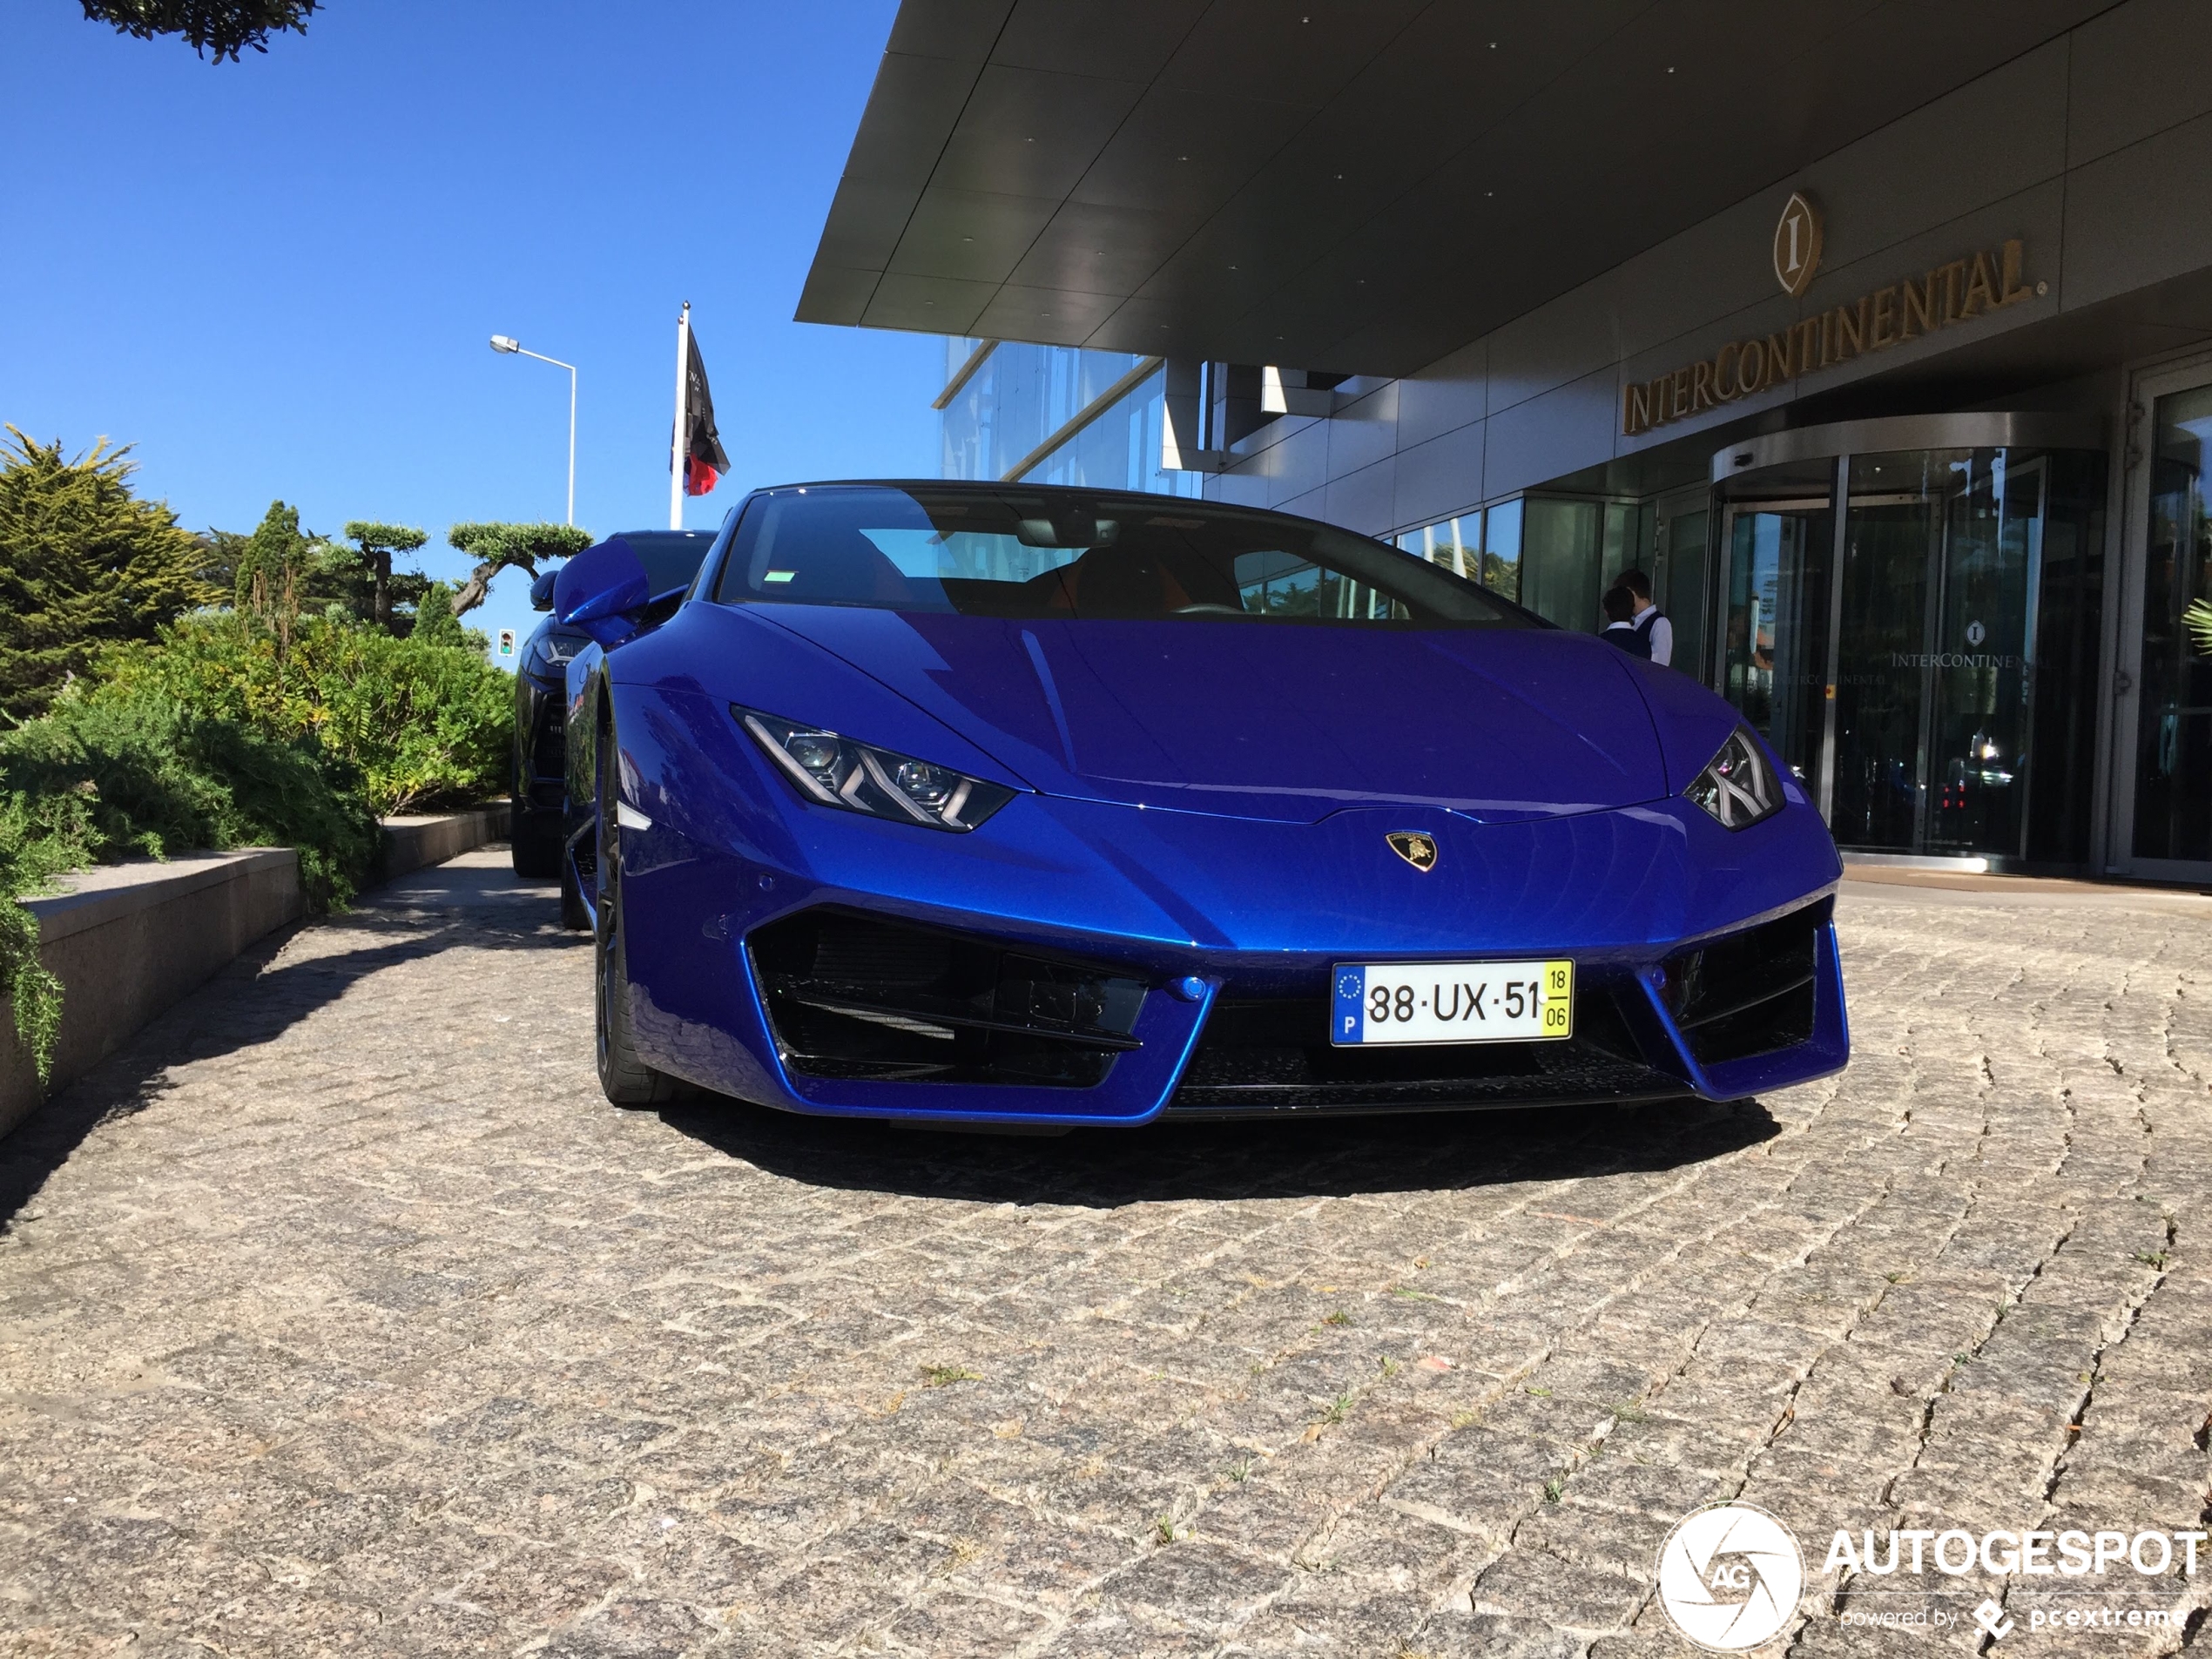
[1397,497,1660,631]
[940,342,1203,501]
[2135,389,2212,860]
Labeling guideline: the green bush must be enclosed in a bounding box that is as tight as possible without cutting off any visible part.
[92,610,513,815]
[0,687,380,1077]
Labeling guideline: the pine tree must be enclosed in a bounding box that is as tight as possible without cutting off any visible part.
[0,427,218,721]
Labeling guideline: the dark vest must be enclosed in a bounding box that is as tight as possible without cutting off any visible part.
[1631,606,1664,652]
[1602,623,1651,659]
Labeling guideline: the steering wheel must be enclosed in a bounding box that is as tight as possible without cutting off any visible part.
[1171,604,1247,617]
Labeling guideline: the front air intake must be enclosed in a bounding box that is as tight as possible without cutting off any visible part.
[747,908,1147,1087]
[1662,900,1825,1066]
[1167,974,1685,1116]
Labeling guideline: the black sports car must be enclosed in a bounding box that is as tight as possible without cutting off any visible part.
[510,530,713,876]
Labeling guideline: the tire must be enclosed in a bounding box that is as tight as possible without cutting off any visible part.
[511,808,563,879]
[593,707,683,1109]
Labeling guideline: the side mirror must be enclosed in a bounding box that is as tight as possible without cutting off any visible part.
[529,568,557,611]
[554,536,651,647]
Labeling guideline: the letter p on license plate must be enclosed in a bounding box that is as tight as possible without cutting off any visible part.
[1331,960,1573,1046]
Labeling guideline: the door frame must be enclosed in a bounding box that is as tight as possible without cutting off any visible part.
[2107,351,2212,882]
[1650,483,1714,679]
[1712,489,1835,792]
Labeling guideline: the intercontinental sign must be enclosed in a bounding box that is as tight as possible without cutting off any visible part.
[1622,195,2042,437]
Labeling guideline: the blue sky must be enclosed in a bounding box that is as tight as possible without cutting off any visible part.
[2,0,940,658]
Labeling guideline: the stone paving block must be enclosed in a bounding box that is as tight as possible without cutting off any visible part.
[5,861,2212,1654]
[1470,1547,1646,1632]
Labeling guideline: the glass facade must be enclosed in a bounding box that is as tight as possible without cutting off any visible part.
[1653,504,1710,676]
[1394,503,1527,601]
[2133,385,2212,860]
[937,338,1202,498]
[1713,443,2107,864]
[1396,497,1651,630]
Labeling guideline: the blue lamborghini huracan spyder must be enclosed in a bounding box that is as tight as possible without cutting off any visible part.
[551,482,1847,1125]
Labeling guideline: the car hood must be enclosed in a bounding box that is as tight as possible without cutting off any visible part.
[750,605,1667,825]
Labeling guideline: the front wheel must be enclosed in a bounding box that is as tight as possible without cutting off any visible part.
[594,907,681,1108]
[592,705,683,1108]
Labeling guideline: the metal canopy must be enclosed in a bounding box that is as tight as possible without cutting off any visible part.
[799,0,2107,378]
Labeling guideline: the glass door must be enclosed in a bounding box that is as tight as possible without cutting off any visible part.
[1715,458,1834,787]
[1832,461,1937,851]
[2116,374,2212,876]
[1927,455,2045,857]
[1713,422,2106,867]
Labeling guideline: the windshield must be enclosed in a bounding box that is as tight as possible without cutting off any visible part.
[620,530,715,596]
[712,486,1534,628]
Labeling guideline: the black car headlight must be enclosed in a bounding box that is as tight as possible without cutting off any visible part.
[1686,727,1784,831]
[736,706,1016,833]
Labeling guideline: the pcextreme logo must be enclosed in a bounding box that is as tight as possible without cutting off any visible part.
[1657,1503,1805,1650]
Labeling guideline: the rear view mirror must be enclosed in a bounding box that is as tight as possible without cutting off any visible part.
[529,568,558,611]
[554,536,651,647]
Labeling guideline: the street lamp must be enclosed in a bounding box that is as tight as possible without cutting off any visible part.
[489,334,577,526]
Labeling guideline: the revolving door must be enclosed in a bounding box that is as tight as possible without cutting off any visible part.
[1708,415,2107,866]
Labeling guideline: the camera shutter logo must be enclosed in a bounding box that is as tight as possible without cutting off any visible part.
[1657,1503,1805,1650]
[1773,192,1824,298]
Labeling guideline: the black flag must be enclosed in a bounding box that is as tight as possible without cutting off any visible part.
[679,325,731,496]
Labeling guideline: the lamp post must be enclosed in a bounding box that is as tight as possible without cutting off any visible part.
[489,334,577,526]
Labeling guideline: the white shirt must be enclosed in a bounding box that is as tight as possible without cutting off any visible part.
[1635,602,1673,667]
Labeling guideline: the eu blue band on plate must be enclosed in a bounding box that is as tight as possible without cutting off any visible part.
[1332,966,1366,1042]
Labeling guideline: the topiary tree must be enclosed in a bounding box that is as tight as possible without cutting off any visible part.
[338,521,428,631]
[444,521,592,617]
[78,0,319,62]
[0,427,219,721]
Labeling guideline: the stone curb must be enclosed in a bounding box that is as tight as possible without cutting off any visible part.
[0,806,505,1143]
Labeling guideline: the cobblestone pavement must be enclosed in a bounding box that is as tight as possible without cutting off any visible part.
[3,851,2210,1658]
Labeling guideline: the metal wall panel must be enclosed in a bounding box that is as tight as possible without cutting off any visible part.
[1391,421,1487,531]
[1323,456,1397,536]
[2066,0,2212,167]
[2062,111,2212,313]
[1482,368,1619,502]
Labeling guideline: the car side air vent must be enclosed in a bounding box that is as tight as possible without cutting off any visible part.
[747,908,1147,1087]
[1661,900,1825,1066]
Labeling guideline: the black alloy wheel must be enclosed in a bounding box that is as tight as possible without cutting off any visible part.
[591,705,683,1108]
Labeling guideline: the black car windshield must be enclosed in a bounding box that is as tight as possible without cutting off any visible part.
[712,486,1534,628]
[622,529,716,596]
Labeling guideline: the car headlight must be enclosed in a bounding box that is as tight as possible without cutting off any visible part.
[736,706,1017,833]
[1686,727,1784,831]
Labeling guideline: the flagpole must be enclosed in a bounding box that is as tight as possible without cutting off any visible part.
[669,300,691,530]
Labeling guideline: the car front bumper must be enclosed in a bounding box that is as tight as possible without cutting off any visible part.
[613,759,1850,1125]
